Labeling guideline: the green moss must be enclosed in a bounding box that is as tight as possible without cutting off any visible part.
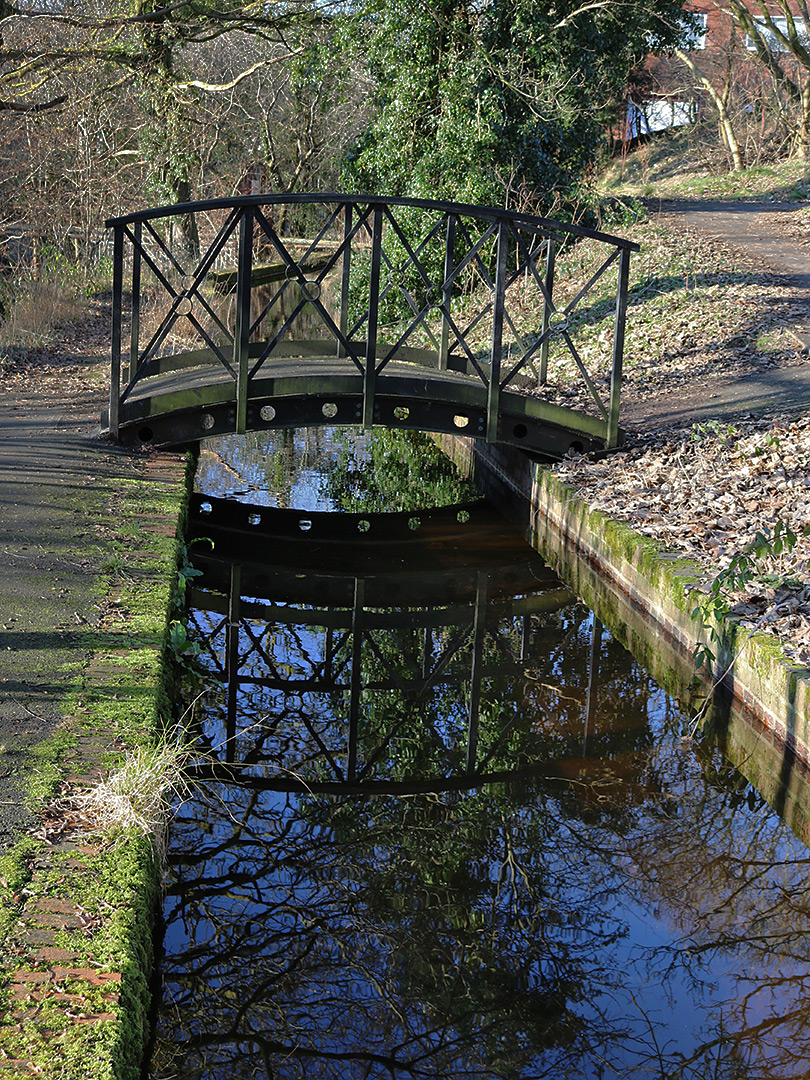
[0,448,196,1080]
[530,457,807,744]
[537,466,709,618]
[25,728,78,802]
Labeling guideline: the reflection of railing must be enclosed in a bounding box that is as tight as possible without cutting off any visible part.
[181,495,622,792]
[106,194,638,456]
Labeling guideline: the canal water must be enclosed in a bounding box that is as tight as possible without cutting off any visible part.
[149,428,810,1080]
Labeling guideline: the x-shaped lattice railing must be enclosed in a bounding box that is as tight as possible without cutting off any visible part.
[108,194,637,448]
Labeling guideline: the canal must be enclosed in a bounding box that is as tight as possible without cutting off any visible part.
[148,428,810,1080]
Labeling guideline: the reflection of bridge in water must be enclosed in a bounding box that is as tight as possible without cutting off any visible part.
[184,492,620,794]
[105,194,636,458]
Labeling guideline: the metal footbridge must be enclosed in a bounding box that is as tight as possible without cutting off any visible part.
[105,194,637,458]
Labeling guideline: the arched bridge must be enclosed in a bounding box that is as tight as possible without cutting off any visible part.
[105,194,637,458]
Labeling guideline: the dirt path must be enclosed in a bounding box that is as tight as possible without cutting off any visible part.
[620,197,810,431]
[656,198,810,297]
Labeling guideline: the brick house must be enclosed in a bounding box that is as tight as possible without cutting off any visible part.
[621,1,810,156]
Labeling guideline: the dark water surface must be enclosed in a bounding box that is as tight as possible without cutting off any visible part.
[150,429,810,1080]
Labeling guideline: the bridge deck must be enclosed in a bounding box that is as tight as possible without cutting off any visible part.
[118,352,610,456]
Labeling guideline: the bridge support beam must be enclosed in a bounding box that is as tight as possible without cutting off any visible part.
[109,224,124,439]
[607,247,630,449]
[234,209,254,435]
[486,220,508,443]
[363,208,383,429]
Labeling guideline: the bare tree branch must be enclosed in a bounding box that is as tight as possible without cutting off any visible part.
[0,92,66,111]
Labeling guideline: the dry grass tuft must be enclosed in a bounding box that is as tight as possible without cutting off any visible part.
[71,731,194,861]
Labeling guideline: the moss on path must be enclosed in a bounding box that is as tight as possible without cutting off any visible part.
[0,308,190,1078]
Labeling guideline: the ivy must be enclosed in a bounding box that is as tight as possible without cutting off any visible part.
[342,0,692,218]
[691,519,800,671]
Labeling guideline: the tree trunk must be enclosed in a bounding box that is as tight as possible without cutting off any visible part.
[798,83,810,158]
[675,48,744,171]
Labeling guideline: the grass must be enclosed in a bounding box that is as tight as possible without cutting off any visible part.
[600,129,810,202]
[69,730,193,863]
[0,279,88,359]
[0,244,113,369]
[0,839,163,1080]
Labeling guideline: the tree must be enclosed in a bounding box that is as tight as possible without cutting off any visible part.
[725,0,810,157]
[0,2,346,236]
[342,0,692,215]
[673,42,744,171]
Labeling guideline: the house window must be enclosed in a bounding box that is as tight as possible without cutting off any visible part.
[746,16,809,51]
[683,12,708,50]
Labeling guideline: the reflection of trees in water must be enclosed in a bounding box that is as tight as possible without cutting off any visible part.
[319,427,478,513]
[157,427,810,1079]
[153,741,810,1080]
[611,738,810,1079]
[155,622,810,1079]
[154,782,620,1080]
[193,427,479,513]
[157,571,810,1079]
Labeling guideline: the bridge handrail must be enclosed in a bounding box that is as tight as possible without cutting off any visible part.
[105,191,640,254]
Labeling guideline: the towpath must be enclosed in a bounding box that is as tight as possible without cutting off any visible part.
[620,196,810,430]
[0,308,188,847]
[0,304,188,1077]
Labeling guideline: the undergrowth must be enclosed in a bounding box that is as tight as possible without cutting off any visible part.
[600,129,810,202]
[0,245,112,365]
[690,519,802,671]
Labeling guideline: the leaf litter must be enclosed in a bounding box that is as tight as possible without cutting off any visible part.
[552,414,810,667]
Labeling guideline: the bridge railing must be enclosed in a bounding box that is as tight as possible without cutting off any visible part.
[107,194,638,449]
